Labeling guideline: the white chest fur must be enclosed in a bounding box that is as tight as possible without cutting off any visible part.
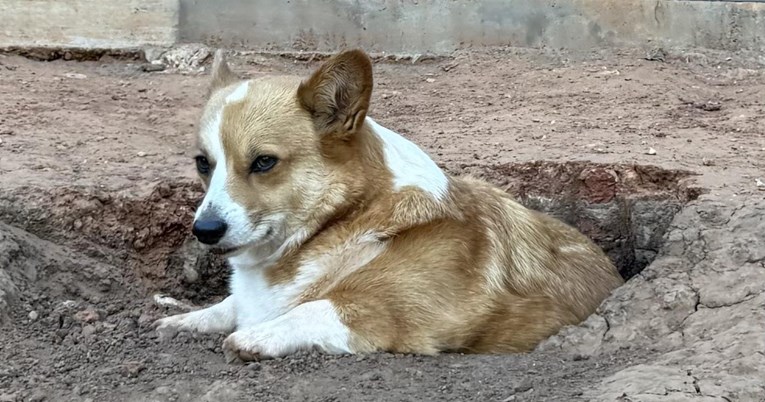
[227,231,387,330]
[229,267,288,329]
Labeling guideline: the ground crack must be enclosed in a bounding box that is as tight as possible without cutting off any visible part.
[692,376,701,394]
[601,313,611,342]
[679,288,701,342]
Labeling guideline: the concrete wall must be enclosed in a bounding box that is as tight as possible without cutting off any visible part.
[1,0,764,53]
[0,0,178,49]
[178,0,765,53]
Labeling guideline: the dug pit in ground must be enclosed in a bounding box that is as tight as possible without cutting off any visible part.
[2,160,735,401]
[1,161,699,301]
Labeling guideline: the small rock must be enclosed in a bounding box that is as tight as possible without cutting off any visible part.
[154,386,172,395]
[142,46,168,63]
[64,73,87,79]
[645,47,667,62]
[74,308,100,323]
[137,151,147,157]
[514,379,534,393]
[28,390,47,402]
[28,310,39,321]
[120,361,146,378]
[646,147,657,155]
[153,294,194,311]
[81,325,97,337]
[159,43,211,72]
[697,101,721,112]
[702,158,715,166]
[756,178,765,191]
[140,63,166,72]
[59,300,79,309]
[425,78,436,83]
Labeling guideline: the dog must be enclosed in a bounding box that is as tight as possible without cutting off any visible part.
[154,49,624,362]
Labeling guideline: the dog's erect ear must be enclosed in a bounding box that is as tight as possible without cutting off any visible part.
[297,49,373,137]
[209,49,239,94]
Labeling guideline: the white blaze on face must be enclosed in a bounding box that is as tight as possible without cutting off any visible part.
[195,81,268,249]
[366,117,449,201]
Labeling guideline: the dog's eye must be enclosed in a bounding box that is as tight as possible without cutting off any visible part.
[251,155,278,173]
[195,155,211,175]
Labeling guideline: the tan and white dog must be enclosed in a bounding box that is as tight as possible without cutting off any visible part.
[154,49,624,362]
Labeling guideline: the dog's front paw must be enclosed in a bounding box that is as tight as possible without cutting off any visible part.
[152,314,191,341]
[222,329,285,363]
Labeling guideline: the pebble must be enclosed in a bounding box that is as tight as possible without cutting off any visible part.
[154,386,172,395]
[28,391,47,402]
[137,151,147,157]
[120,361,146,378]
[425,78,436,83]
[514,379,534,393]
[141,63,166,72]
[74,308,100,323]
[28,310,39,321]
[153,294,194,311]
[64,73,87,79]
[647,147,657,155]
[60,300,79,309]
[756,178,765,191]
[81,325,97,337]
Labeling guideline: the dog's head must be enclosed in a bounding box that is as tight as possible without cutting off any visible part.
[191,49,375,256]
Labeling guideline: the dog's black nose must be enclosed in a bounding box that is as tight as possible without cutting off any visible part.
[192,219,228,245]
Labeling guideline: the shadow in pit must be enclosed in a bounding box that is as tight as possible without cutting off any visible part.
[458,161,703,280]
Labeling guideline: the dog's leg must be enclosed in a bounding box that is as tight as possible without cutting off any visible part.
[222,299,353,362]
[154,295,237,337]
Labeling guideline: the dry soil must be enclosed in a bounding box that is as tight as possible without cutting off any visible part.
[0,46,764,402]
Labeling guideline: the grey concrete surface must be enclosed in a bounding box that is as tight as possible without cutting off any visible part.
[0,0,178,49]
[1,1,764,55]
[178,0,765,53]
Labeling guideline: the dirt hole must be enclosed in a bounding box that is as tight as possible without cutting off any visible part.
[460,161,701,279]
[0,161,701,309]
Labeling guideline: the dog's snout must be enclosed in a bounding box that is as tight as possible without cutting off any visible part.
[192,219,228,245]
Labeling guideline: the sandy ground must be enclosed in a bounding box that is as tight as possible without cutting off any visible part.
[1,46,764,401]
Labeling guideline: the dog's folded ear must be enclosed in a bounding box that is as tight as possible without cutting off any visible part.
[209,49,239,95]
[298,49,374,137]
